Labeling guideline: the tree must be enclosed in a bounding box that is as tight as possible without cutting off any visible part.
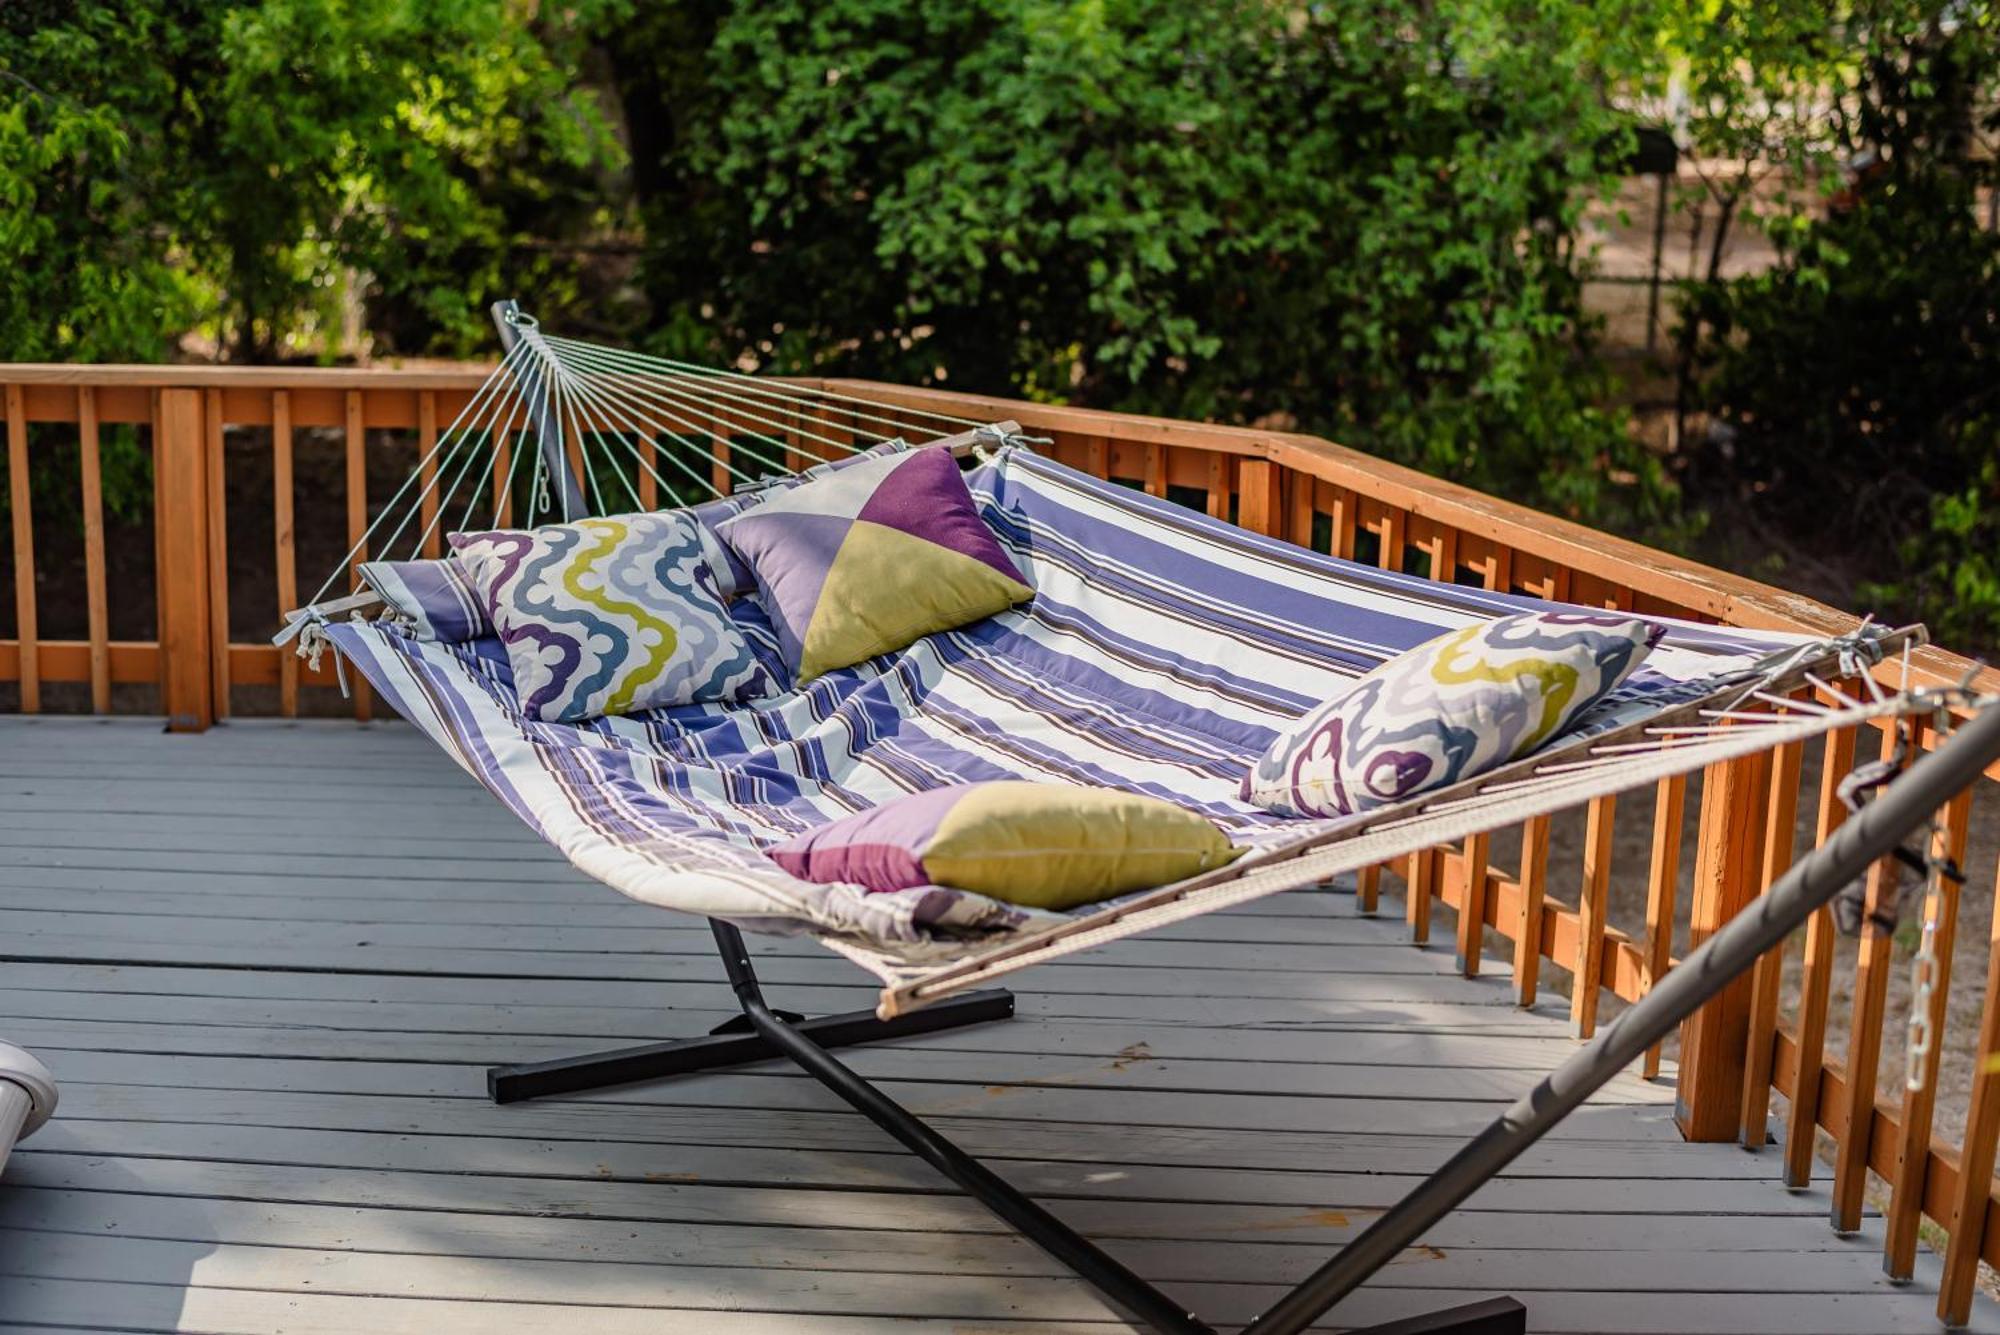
[0,0,624,364]
[603,0,1668,522]
[1675,1,2000,647]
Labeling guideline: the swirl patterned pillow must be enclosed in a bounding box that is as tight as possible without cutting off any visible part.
[1240,612,1664,819]
[450,511,769,723]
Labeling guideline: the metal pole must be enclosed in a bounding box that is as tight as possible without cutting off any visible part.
[490,299,591,520]
[1246,701,2000,1335]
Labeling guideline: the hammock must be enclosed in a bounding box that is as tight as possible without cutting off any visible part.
[288,303,1954,1335]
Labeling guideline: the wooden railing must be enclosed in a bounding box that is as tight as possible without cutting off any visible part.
[4,363,2000,1321]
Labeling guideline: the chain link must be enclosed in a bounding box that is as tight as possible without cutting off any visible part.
[1903,810,1948,1093]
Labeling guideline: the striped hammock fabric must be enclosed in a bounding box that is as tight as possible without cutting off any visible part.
[324,442,1812,963]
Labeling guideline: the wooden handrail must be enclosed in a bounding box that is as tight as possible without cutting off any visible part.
[0,362,491,390]
[825,377,2000,699]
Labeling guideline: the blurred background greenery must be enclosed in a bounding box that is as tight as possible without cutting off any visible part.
[3,0,1997,648]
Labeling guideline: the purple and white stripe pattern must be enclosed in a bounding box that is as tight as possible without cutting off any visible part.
[357,558,491,642]
[326,444,1807,956]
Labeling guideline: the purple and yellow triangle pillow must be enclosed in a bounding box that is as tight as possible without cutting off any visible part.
[716,447,1032,682]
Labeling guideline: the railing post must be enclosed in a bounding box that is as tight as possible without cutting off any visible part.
[1238,458,1281,537]
[5,383,37,713]
[1674,751,1771,1140]
[155,387,213,732]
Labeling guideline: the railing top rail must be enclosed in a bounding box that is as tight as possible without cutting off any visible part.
[824,377,2000,702]
[0,363,494,390]
[5,361,1992,698]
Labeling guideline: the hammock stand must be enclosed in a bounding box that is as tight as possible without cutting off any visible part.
[289,303,2000,1335]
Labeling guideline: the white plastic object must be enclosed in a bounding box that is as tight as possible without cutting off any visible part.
[0,1041,58,1178]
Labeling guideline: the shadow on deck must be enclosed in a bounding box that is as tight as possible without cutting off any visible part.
[0,716,1992,1333]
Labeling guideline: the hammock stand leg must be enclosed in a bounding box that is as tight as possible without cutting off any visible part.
[484,920,1525,1335]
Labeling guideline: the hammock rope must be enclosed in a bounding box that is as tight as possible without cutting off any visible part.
[288,307,1953,1023]
[286,305,986,628]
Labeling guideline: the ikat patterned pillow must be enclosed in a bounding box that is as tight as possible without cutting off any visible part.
[450,511,768,723]
[1240,612,1664,819]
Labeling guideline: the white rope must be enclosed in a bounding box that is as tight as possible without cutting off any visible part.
[548,338,865,462]
[295,308,1005,618]
[547,356,745,502]
[556,364,647,513]
[541,331,981,435]
[456,385,533,536]
[538,343,798,481]
[549,339,878,454]
[300,342,534,607]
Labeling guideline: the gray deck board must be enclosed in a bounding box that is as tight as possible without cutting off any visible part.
[0,715,1994,1334]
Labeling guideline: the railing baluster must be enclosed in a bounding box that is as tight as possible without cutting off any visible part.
[492,424,512,527]
[5,383,37,712]
[637,422,657,510]
[1415,519,1456,584]
[1642,774,1687,1078]
[1940,843,2000,1324]
[1205,453,1231,520]
[203,388,230,718]
[571,406,595,496]
[154,388,212,731]
[1677,749,1773,1140]
[1406,847,1435,945]
[1514,814,1551,1007]
[1321,481,1354,560]
[1238,458,1280,536]
[344,390,371,722]
[1883,783,1971,1278]
[1453,832,1491,978]
[1783,723,1860,1187]
[417,392,439,558]
[1831,720,1918,1231]
[1143,443,1165,498]
[1372,507,1404,573]
[1287,468,1314,548]
[1739,735,1805,1146]
[1082,434,1109,481]
[77,386,110,713]
[273,391,298,718]
[1573,795,1617,1038]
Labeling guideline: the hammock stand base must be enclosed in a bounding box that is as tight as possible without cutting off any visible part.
[485,920,1529,1335]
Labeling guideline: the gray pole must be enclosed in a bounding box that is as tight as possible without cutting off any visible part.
[490,299,592,521]
[1247,699,2000,1335]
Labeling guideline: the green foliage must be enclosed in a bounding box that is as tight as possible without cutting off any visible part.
[1681,2,2000,647]
[605,0,1665,522]
[0,4,199,362]
[0,0,624,364]
[10,0,1999,646]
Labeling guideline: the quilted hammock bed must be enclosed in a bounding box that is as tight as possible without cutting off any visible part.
[325,440,1806,964]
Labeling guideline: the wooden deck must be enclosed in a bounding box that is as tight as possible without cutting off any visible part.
[1,716,1994,1334]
